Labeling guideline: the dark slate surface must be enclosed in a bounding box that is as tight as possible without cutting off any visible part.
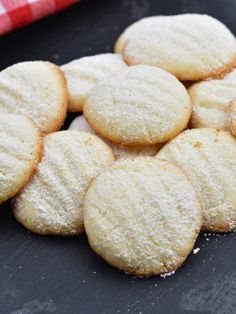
[0,0,236,313]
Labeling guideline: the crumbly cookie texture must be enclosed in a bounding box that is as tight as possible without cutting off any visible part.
[13,131,114,236]
[230,99,236,137]
[123,14,236,81]
[0,61,68,134]
[84,157,202,277]
[84,65,191,145]
[69,115,162,159]
[0,114,43,204]
[61,53,127,112]
[189,69,236,130]
[157,128,236,232]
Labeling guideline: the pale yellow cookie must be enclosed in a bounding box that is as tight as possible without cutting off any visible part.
[84,157,202,277]
[84,65,191,145]
[0,114,43,204]
[157,128,236,232]
[189,69,236,130]
[123,14,236,81]
[114,17,157,53]
[0,61,68,134]
[68,116,162,159]
[61,54,127,112]
[230,99,236,136]
[13,131,114,236]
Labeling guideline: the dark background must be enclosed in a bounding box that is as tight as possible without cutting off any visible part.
[0,0,236,313]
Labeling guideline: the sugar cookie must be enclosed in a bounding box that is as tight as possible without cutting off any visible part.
[0,114,43,204]
[84,157,202,276]
[189,69,236,130]
[157,128,236,232]
[230,99,236,136]
[123,14,236,81]
[0,61,68,134]
[68,116,162,159]
[61,54,127,112]
[114,17,157,54]
[84,65,191,145]
[13,131,114,235]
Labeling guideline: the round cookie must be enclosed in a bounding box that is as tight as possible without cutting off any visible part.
[0,61,68,134]
[123,14,236,81]
[84,157,202,277]
[230,99,236,136]
[0,114,43,204]
[13,131,114,236]
[69,116,162,159]
[61,54,127,112]
[189,69,236,130]
[84,65,191,145]
[157,128,236,232]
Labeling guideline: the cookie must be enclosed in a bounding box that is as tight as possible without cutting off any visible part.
[61,54,127,112]
[0,114,43,204]
[123,14,236,81]
[13,131,114,236]
[157,128,236,232]
[69,116,162,159]
[84,65,191,145]
[230,99,236,136]
[84,157,202,277]
[189,69,236,130]
[114,17,157,54]
[0,61,68,134]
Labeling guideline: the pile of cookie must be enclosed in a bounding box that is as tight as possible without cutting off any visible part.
[0,13,236,277]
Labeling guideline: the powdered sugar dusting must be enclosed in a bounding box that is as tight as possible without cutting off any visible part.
[69,115,161,159]
[61,53,127,112]
[84,65,191,145]
[158,128,236,232]
[0,61,66,133]
[84,157,202,276]
[14,131,114,235]
[189,68,236,130]
[124,14,236,80]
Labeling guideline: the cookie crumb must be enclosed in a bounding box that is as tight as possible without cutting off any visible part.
[160,270,175,278]
[193,248,200,254]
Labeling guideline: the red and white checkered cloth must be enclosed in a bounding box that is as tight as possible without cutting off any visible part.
[0,0,80,35]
